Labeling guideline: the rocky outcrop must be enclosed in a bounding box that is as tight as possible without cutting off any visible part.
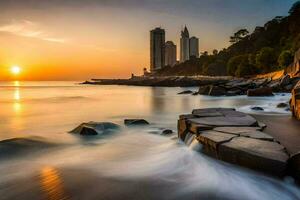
[178,108,299,178]
[124,119,149,126]
[291,81,300,120]
[70,122,120,135]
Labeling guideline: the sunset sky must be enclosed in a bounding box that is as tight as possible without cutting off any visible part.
[0,0,297,81]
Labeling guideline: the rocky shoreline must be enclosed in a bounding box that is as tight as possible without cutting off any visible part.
[178,108,300,181]
[81,76,231,87]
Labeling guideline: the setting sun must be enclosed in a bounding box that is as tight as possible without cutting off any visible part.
[11,66,21,75]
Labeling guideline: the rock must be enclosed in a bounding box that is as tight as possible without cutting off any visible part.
[280,75,291,86]
[190,108,258,127]
[277,103,288,108]
[124,119,149,126]
[188,115,258,127]
[247,87,274,96]
[192,92,199,95]
[178,90,193,95]
[213,127,273,141]
[177,108,292,178]
[213,126,261,134]
[0,137,55,159]
[291,81,300,120]
[284,84,294,91]
[208,85,227,96]
[198,85,211,95]
[288,152,300,182]
[251,106,264,111]
[162,129,173,135]
[219,137,289,176]
[70,122,120,135]
[239,131,274,141]
[197,131,237,158]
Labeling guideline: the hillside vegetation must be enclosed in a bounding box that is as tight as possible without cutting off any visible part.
[155,1,300,77]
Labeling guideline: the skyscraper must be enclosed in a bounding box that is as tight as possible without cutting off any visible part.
[150,28,165,72]
[165,41,177,67]
[180,26,190,62]
[189,36,199,58]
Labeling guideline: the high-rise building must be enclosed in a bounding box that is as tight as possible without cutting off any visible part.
[165,41,177,67]
[189,36,199,58]
[180,26,190,62]
[150,28,165,72]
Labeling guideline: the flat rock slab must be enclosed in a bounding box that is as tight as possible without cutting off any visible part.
[197,131,236,149]
[177,107,293,178]
[188,115,258,127]
[197,131,237,158]
[219,137,289,176]
[213,127,261,134]
[239,131,274,141]
[213,127,273,141]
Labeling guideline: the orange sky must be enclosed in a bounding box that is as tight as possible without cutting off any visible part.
[0,0,296,81]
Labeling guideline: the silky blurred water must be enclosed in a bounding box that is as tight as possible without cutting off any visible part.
[0,81,298,200]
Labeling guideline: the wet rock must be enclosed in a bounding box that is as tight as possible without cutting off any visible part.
[188,115,258,127]
[247,87,274,96]
[177,108,292,178]
[219,137,289,176]
[124,119,149,126]
[177,90,193,95]
[198,85,211,95]
[70,122,120,135]
[288,152,300,182]
[162,129,173,135]
[197,131,237,158]
[251,106,264,111]
[0,137,56,159]
[208,85,227,96]
[213,127,261,134]
[277,103,288,108]
[280,75,291,87]
[291,81,300,120]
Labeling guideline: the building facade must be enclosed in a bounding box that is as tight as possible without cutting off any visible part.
[165,41,177,67]
[150,28,165,72]
[189,36,199,58]
[180,26,190,63]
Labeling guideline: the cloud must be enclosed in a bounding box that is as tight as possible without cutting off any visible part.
[0,20,66,43]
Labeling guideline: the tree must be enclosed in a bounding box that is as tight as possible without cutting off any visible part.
[256,47,277,72]
[230,29,249,44]
[289,1,300,15]
[227,55,248,76]
[213,49,218,55]
[278,50,294,68]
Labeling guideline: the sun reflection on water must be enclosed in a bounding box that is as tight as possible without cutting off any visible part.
[40,167,69,200]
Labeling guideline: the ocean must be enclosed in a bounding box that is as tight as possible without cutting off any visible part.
[0,81,299,200]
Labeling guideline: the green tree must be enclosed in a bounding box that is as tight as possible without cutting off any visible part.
[227,55,248,76]
[289,1,300,15]
[256,47,277,72]
[230,29,249,44]
[278,50,294,69]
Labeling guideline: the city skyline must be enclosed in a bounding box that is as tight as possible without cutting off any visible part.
[0,0,297,80]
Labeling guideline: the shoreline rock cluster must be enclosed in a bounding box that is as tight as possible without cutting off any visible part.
[179,75,300,96]
[178,108,299,180]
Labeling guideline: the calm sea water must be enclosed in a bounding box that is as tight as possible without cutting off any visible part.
[0,81,298,200]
